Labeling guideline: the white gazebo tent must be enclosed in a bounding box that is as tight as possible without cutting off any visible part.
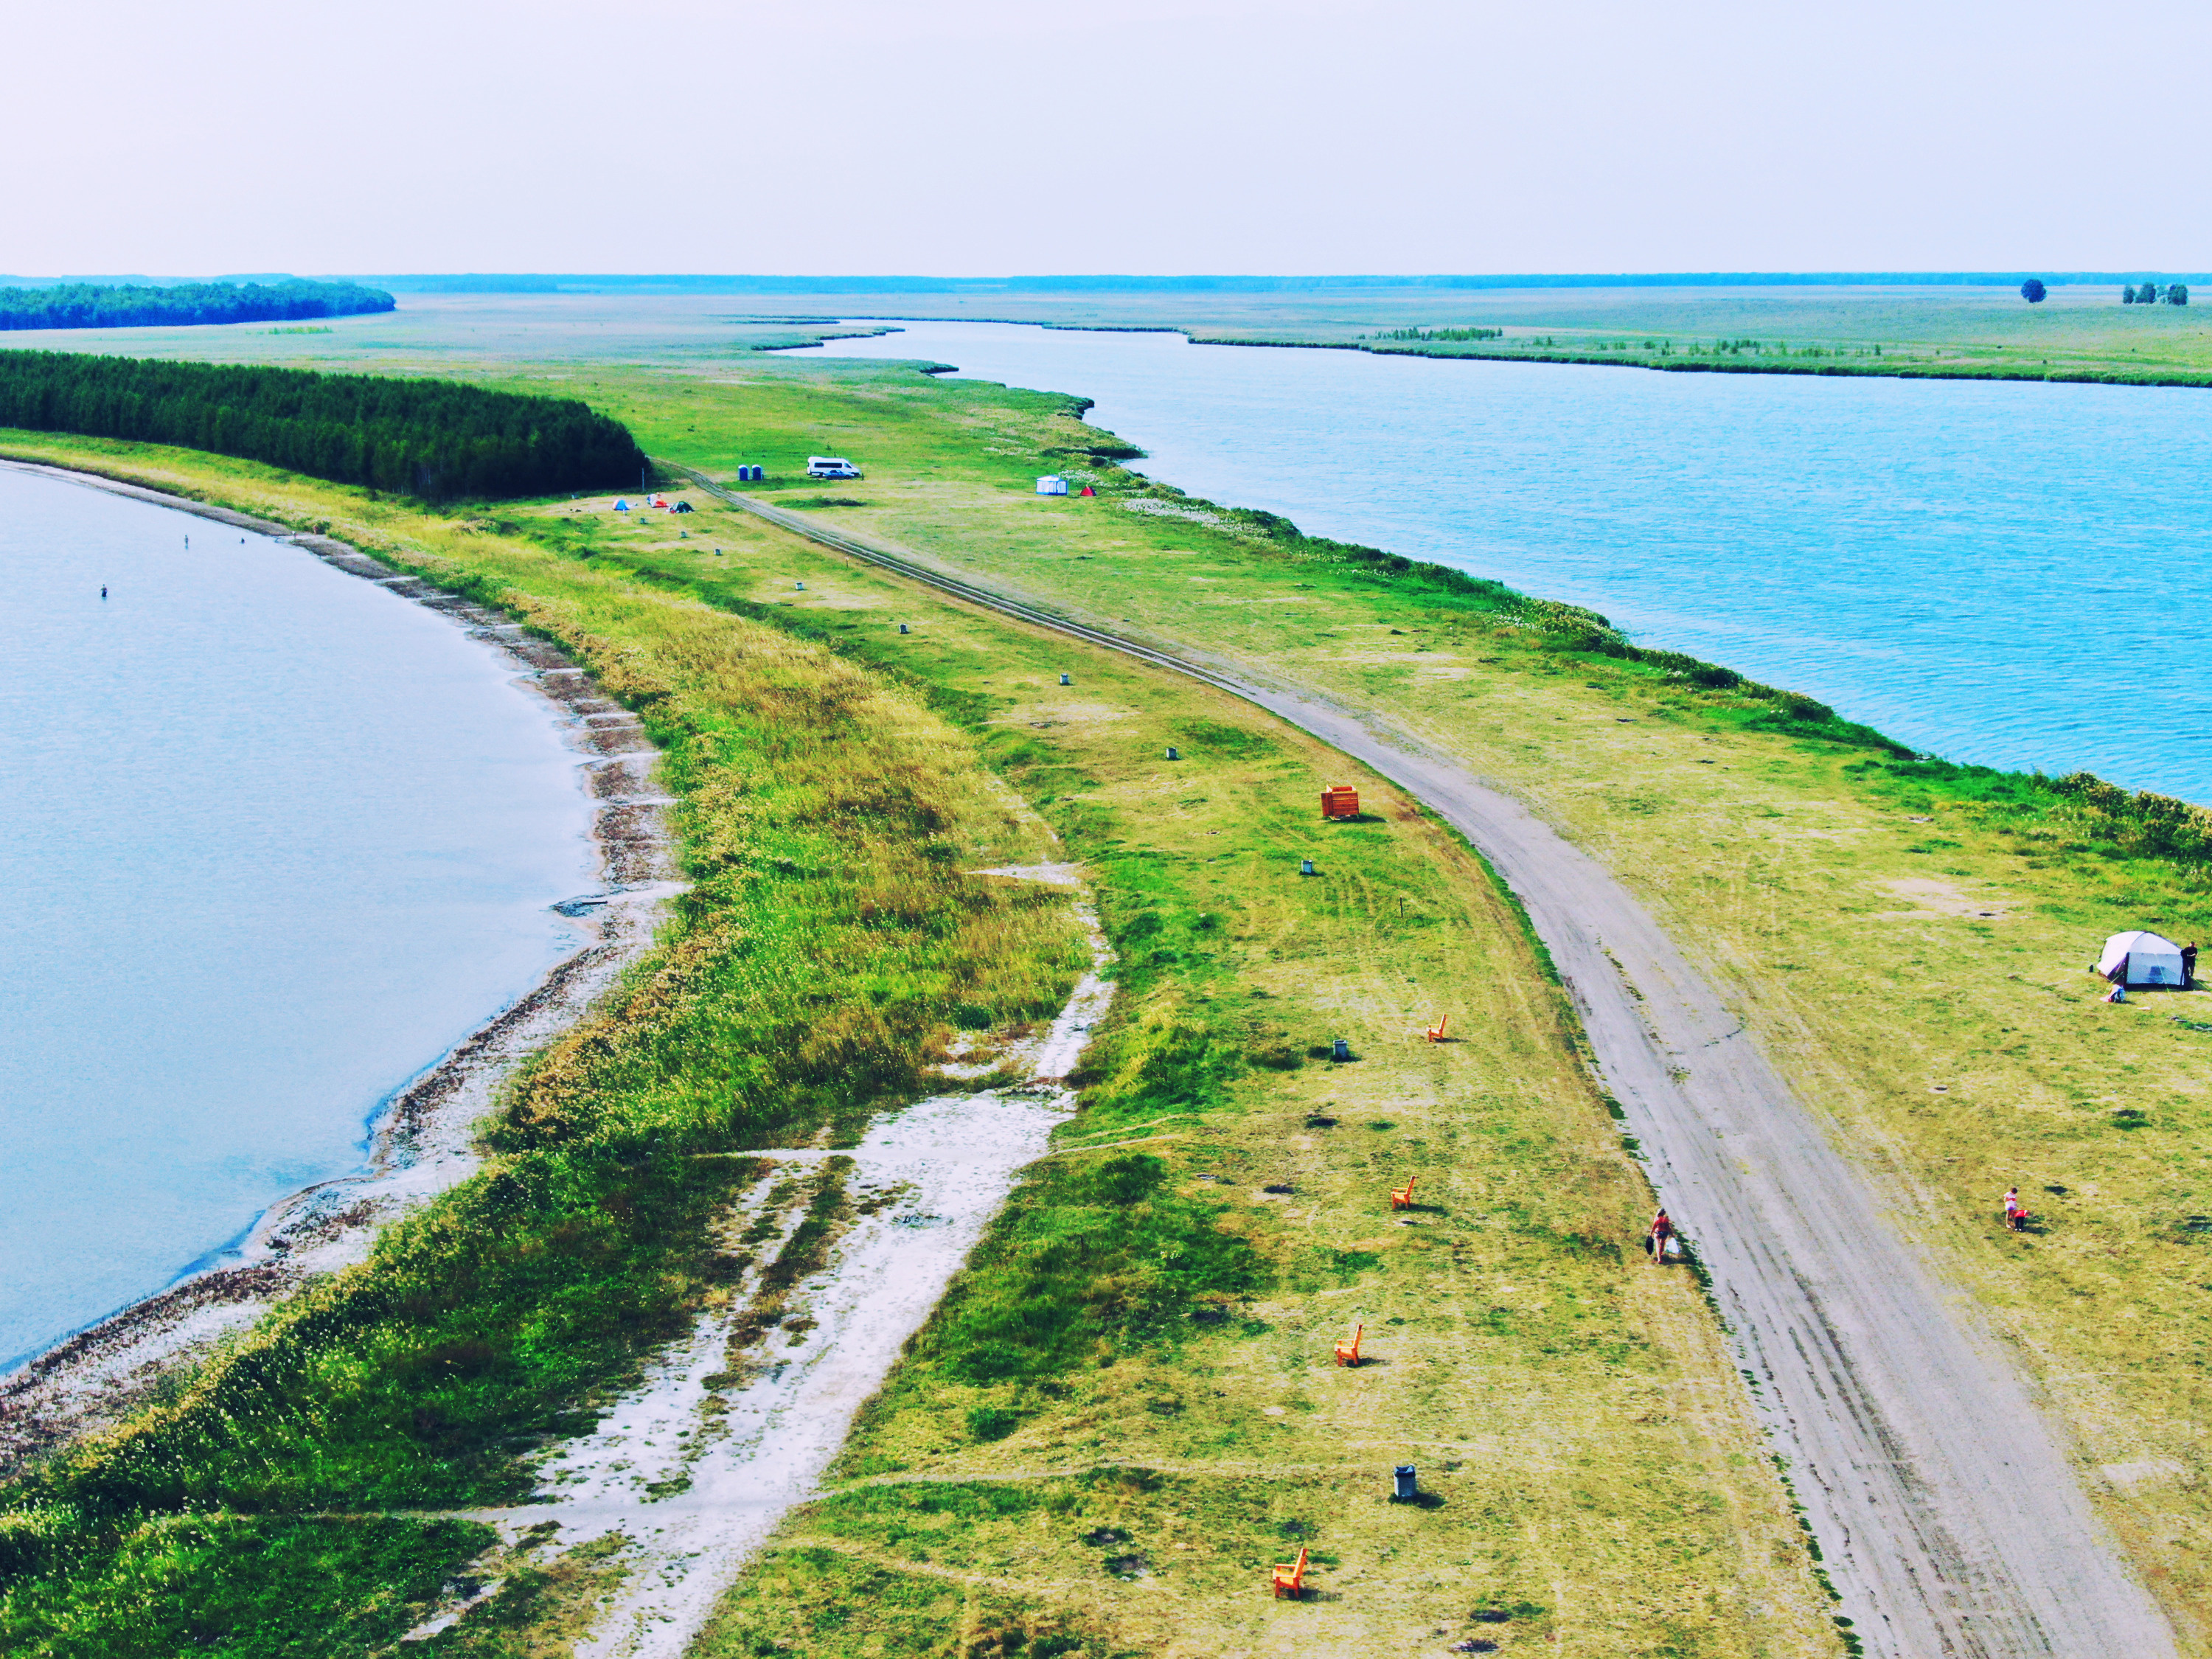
[2096,931,2188,987]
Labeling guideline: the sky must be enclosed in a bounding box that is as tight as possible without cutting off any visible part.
[5,0,2207,278]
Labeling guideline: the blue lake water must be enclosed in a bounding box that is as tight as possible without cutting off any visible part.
[819,321,2212,804]
[0,470,593,1370]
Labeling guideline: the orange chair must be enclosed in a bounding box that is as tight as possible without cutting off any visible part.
[1272,1544,1309,1599]
[1391,1177,1417,1211]
[1425,1014,1449,1043]
[1333,1323,1364,1367]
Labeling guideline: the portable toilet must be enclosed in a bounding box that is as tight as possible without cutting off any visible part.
[1036,475,1068,496]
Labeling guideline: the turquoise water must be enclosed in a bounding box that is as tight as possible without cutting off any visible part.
[0,471,593,1369]
[820,321,2212,804]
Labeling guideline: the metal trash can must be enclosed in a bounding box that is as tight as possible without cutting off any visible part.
[1331,1037,1351,1062]
[1393,1464,1418,1500]
[1166,745,1179,759]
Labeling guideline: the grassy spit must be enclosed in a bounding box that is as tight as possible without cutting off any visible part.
[524,351,2209,1647]
[0,433,1840,1657]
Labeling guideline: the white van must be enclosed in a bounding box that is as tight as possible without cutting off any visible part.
[807,456,862,479]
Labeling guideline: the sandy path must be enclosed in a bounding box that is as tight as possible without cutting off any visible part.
[408,895,1116,1658]
[691,477,2177,1659]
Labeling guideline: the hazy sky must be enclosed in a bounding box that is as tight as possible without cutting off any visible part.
[6,0,2205,277]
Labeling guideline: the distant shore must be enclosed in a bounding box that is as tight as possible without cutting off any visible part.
[0,460,680,1475]
[821,314,2212,390]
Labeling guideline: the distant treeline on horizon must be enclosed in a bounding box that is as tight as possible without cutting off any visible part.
[0,279,394,332]
[343,271,2212,296]
[7,271,2208,299]
[0,352,642,500]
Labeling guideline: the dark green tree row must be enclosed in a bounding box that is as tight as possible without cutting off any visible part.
[2121,282,2188,305]
[0,351,646,499]
[0,280,394,332]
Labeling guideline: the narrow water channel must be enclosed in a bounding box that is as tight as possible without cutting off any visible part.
[820,320,2212,804]
[0,470,594,1369]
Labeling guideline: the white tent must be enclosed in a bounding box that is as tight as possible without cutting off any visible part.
[2096,931,2188,987]
[1035,474,1068,495]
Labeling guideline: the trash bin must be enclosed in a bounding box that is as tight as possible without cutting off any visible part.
[1331,1037,1351,1062]
[1393,1464,1418,1500]
[1166,745,1180,759]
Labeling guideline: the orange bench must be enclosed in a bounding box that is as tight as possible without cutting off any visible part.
[1272,1544,1309,1599]
[1391,1177,1417,1211]
[1333,1323,1364,1367]
[1425,1014,1449,1043]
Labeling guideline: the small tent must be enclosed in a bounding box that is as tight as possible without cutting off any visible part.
[613,498,630,512]
[1035,474,1068,496]
[2096,931,2191,987]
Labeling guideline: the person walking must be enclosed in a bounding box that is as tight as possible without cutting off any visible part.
[1648,1207,1674,1265]
[2003,1187,2025,1231]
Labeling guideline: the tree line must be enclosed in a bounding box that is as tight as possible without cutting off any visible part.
[2122,283,2188,305]
[0,351,646,499]
[0,279,395,332]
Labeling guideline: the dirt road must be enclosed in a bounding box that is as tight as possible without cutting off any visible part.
[695,475,2177,1659]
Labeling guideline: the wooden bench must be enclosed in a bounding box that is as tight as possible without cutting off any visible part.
[1272,1544,1309,1599]
[1333,1323,1364,1367]
[1425,1014,1449,1043]
[1391,1177,1417,1211]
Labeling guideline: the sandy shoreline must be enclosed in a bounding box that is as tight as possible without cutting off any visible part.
[0,459,682,1477]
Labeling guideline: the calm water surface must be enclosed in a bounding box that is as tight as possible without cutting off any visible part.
[821,322,2212,802]
[0,471,593,1368]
